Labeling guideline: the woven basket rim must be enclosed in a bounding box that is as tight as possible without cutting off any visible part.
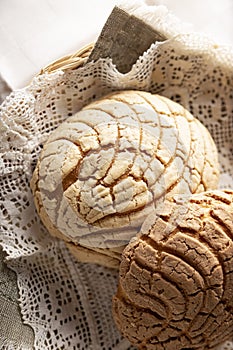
[39,42,94,75]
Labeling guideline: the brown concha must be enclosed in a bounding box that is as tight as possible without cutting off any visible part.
[112,189,233,349]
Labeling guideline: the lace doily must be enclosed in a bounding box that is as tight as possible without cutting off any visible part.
[0,8,233,350]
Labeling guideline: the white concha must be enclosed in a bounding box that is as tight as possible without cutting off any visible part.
[31,90,219,267]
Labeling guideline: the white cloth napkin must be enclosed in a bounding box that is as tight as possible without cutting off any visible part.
[150,0,233,46]
[0,0,118,89]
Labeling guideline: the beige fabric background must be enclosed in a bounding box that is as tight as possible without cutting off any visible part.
[0,248,34,349]
[0,78,34,344]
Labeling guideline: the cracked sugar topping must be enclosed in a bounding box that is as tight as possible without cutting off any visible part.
[31,90,219,263]
[113,189,233,350]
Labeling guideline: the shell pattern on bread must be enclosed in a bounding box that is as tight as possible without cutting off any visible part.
[112,189,233,349]
[30,90,219,268]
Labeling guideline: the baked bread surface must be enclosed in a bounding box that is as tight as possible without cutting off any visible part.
[31,90,219,267]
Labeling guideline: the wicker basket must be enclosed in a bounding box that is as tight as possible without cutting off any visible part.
[39,43,94,75]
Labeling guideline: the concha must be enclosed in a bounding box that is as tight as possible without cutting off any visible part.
[112,189,233,349]
[30,90,219,268]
